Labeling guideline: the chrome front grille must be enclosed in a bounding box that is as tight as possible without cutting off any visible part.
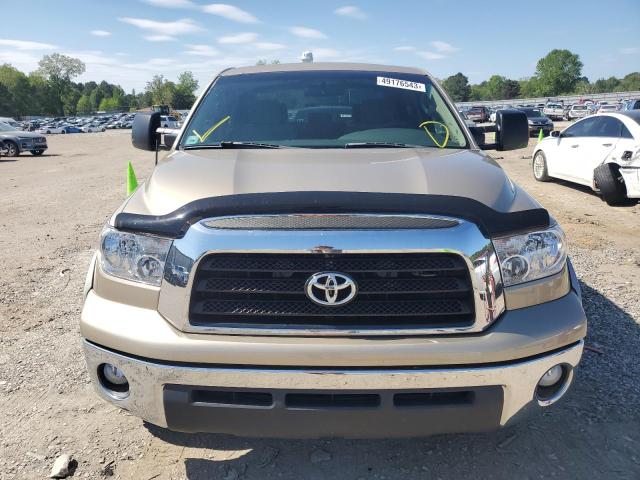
[188,253,475,331]
[157,215,505,336]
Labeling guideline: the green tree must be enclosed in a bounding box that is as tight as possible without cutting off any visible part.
[28,73,57,115]
[519,77,541,98]
[76,94,92,114]
[35,53,86,115]
[172,71,199,109]
[484,75,520,100]
[0,64,33,116]
[441,73,470,102]
[619,72,640,91]
[534,49,583,96]
[62,87,81,115]
[593,77,620,93]
[145,74,175,106]
[0,83,15,116]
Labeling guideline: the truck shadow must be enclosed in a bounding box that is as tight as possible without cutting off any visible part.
[145,282,640,480]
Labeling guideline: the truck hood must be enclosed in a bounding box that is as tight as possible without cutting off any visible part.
[123,147,540,216]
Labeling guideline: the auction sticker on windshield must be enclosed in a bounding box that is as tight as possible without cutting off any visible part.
[377,76,426,92]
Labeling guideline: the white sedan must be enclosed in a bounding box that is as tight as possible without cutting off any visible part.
[81,124,106,133]
[37,125,68,134]
[532,112,640,205]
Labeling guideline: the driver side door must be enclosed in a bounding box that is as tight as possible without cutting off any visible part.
[549,117,596,182]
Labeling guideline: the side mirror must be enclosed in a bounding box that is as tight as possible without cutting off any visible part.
[550,130,561,138]
[157,127,180,149]
[495,110,528,151]
[132,112,160,151]
[468,126,485,146]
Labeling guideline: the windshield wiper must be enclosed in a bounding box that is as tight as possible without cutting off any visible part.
[343,142,425,149]
[184,141,287,150]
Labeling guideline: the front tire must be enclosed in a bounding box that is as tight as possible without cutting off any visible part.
[5,141,19,157]
[594,163,627,206]
[30,150,44,155]
[533,151,551,182]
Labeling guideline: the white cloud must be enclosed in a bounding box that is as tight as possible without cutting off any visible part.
[0,38,58,50]
[119,17,202,35]
[217,32,258,44]
[254,42,286,51]
[289,26,327,39]
[201,4,258,23]
[620,46,639,55]
[334,6,367,20]
[144,34,177,42]
[184,44,219,56]
[430,40,459,53]
[416,51,445,60]
[394,45,415,51]
[90,30,112,37]
[141,0,196,7]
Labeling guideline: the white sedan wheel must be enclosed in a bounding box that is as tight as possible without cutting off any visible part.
[533,151,550,182]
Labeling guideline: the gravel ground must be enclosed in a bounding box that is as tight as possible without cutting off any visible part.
[0,129,638,479]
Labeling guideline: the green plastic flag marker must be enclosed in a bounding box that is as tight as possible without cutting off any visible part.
[127,162,138,195]
[538,128,544,142]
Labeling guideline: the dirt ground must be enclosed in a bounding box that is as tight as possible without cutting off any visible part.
[0,128,639,480]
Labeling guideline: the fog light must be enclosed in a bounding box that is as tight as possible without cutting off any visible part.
[103,363,128,385]
[536,364,573,406]
[98,363,130,400]
[538,365,563,387]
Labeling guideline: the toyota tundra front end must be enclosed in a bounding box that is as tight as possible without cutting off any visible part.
[81,63,586,438]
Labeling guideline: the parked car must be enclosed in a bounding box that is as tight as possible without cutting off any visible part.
[38,125,74,134]
[0,122,48,156]
[466,106,489,123]
[597,104,618,114]
[81,62,586,438]
[543,103,565,121]
[532,111,640,205]
[160,115,180,128]
[0,117,22,130]
[519,108,554,136]
[623,99,640,111]
[565,104,590,121]
[81,124,106,133]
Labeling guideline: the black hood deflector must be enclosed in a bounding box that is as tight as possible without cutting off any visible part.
[114,191,549,238]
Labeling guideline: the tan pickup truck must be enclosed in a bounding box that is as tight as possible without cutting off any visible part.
[81,62,586,438]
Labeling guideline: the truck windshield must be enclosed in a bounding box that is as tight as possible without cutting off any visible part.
[181,70,468,149]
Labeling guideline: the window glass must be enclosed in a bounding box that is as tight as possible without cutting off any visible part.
[562,117,597,137]
[621,123,634,139]
[593,117,622,137]
[181,70,468,149]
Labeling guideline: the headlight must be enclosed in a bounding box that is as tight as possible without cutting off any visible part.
[527,120,533,125]
[492,223,566,286]
[99,226,172,286]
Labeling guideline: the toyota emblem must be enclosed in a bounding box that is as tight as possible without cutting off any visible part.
[305,272,357,307]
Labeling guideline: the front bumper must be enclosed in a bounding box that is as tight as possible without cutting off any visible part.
[620,166,640,198]
[18,142,47,152]
[84,339,583,438]
[528,125,552,135]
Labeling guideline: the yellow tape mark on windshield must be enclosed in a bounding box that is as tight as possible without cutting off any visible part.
[192,115,231,143]
[418,121,450,149]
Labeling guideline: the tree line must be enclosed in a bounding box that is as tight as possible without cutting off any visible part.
[0,53,199,118]
[441,49,640,102]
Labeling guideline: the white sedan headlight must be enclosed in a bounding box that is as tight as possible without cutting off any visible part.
[99,226,172,286]
[493,223,567,286]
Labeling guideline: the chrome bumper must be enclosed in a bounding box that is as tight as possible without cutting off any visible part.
[83,339,583,434]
